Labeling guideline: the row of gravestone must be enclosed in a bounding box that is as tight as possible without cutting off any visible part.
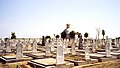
[0,39,38,53]
[0,36,120,58]
[0,36,119,54]
[0,38,65,64]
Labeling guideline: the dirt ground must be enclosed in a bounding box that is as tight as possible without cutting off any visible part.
[0,59,120,68]
[81,59,120,68]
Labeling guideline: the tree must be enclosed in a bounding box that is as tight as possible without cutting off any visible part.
[69,31,75,39]
[11,32,16,39]
[84,32,89,44]
[45,36,51,39]
[102,29,105,39]
[61,31,67,39]
[56,35,60,39]
[84,32,88,39]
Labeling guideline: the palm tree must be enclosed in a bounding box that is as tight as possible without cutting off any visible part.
[102,29,105,39]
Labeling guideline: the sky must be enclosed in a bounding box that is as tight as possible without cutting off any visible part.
[0,0,120,38]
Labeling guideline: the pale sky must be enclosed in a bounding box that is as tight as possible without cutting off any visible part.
[0,0,120,38]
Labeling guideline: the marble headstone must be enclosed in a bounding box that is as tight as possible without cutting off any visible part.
[85,46,90,60]
[6,40,12,52]
[119,39,120,50]
[92,40,96,53]
[16,42,23,59]
[70,39,76,55]
[0,40,5,49]
[116,39,119,48]
[109,38,112,50]
[27,40,32,50]
[51,40,55,52]
[105,36,111,57]
[45,39,51,57]
[62,39,66,49]
[32,39,37,53]
[56,43,64,64]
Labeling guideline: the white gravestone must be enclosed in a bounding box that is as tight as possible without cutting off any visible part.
[0,40,5,49]
[6,40,12,52]
[26,40,32,50]
[116,39,119,48]
[105,36,111,57]
[85,46,90,60]
[119,39,120,50]
[45,39,51,57]
[12,39,17,47]
[65,39,69,47]
[109,38,112,50]
[95,36,98,49]
[22,40,26,50]
[70,39,76,55]
[62,39,66,49]
[102,39,105,46]
[56,43,64,64]
[16,42,23,59]
[92,40,96,53]
[32,39,37,53]
[75,35,78,46]
[51,40,55,52]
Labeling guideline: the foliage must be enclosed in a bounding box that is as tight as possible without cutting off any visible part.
[69,31,75,38]
[61,31,67,39]
[56,35,60,38]
[45,35,51,39]
[11,32,16,39]
[84,32,89,38]
[102,29,105,38]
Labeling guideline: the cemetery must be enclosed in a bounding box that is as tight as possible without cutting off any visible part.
[0,24,120,68]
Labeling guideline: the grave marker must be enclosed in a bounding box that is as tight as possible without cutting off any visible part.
[45,39,51,57]
[16,41,23,59]
[6,39,12,52]
[105,36,111,57]
[70,39,76,55]
[85,45,90,60]
[32,39,37,53]
[56,42,64,64]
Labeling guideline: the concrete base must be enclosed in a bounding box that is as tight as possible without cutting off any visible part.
[28,58,74,68]
[0,55,32,64]
[98,57,117,62]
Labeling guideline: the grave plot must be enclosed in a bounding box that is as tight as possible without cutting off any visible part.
[52,48,71,57]
[28,58,74,68]
[64,55,87,66]
[65,49,98,66]
[97,52,120,59]
[25,52,45,59]
[0,55,32,64]
[0,41,32,64]
[28,43,74,68]
[24,39,47,59]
